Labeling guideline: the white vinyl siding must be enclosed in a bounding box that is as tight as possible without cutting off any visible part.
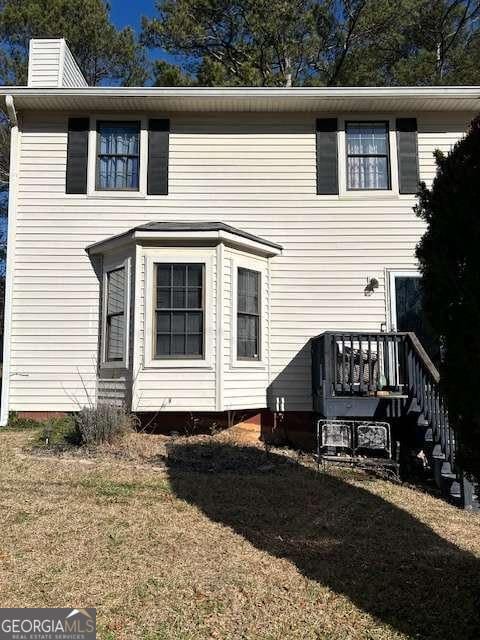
[28,39,87,88]
[61,43,88,88]
[27,40,63,88]
[8,110,471,412]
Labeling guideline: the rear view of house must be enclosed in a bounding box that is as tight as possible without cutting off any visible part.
[1,39,479,507]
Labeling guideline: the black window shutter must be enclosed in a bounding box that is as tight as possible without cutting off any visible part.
[316,118,338,195]
[396,118,419,194]
[148,119,169,195]
[66,117,89,194]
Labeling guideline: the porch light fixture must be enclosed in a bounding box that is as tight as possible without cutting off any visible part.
[364,277,379,296]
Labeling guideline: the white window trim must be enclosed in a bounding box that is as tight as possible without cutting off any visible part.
[387,268,421,332]
[101,256,131,370]
[144,253,214,369]
[86,113,148,198]
[230,255,267,369]
[338,115,400,199]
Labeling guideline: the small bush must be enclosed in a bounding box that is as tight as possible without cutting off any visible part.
[74,403,132,446]
[40,416,78,446]
[7,412,42,430]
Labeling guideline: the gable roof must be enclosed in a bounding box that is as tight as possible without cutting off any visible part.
[2,86,480,113]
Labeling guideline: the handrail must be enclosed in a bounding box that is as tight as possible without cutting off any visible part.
[406,332,440,383]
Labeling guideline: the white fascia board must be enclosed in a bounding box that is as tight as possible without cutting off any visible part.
[2,85,480,114]
[1,86,480,97]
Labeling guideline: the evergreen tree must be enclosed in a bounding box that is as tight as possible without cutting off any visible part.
[142,0,480,87]
[416,117,480,489]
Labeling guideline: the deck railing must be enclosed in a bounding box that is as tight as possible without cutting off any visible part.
[312,331,456,471]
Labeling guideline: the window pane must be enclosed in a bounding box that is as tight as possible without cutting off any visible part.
[347,156,388,190]
[187,312,202,333]
[156,334,170,356]
[107,314,124,361]
[156,287,170,309]
[172,334,186,355]
[107,268,125,315]
[157,265,171,287]
[99,123,139,155]
[172,312,186,334]
[187,334,202,356]
[238,314,259,359]
[238,269,247,313]
[238,268,260,314]
[187,288,202,309]
[98,156,139,190]
[188,265,202,287]
[172,288,186,308]
[173,265,186,287]
[156,311,170,333]
[347,122,387,155]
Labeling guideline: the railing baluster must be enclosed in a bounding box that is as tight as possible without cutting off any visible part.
[367,335,373,393]
[376,334,381,391]
[401,335,408,391]
[332,334,337,394]
[359,335,364,394]
[342,334,346,393]
[394,335,400,390]
[349,334,354,394]
[383,333,391,387]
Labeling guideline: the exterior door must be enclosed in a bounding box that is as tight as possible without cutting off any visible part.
[389,271,439,364]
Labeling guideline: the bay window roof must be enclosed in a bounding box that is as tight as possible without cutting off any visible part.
[86,221,283,258]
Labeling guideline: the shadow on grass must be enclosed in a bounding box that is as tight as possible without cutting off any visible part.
[166,442,480,640]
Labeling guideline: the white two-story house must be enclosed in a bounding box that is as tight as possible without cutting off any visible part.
[1,39,479,477]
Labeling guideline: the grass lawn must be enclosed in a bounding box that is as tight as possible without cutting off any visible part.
[1,428,479,640]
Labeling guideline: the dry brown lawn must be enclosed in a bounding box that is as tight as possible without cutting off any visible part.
[1,428,480,640]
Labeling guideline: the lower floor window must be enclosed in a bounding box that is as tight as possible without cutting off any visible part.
[154,263,204,358]
[237,267,261,360]
[105,266,126,362]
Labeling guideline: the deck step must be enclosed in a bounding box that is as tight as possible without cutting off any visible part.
[432,444,445,460]
[423,427,433,442]
[449,480,462,499]
[441,461,456,480]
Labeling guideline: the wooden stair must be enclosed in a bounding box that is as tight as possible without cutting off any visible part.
[312,331,479,510]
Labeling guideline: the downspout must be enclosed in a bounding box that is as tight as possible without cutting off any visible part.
[0,95,19,425]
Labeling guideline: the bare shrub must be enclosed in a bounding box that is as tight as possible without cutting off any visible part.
[74,403,133,446]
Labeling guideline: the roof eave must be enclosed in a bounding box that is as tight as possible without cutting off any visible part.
[3,86,480,113]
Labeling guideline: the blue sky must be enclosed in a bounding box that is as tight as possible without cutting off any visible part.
[109,0,181,67]
[109,0,156,32]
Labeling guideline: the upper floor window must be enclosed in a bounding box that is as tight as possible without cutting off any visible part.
[346,122,390,191]
[237,267,261,360]
[96,121,140,191]
[155,263,204,358]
